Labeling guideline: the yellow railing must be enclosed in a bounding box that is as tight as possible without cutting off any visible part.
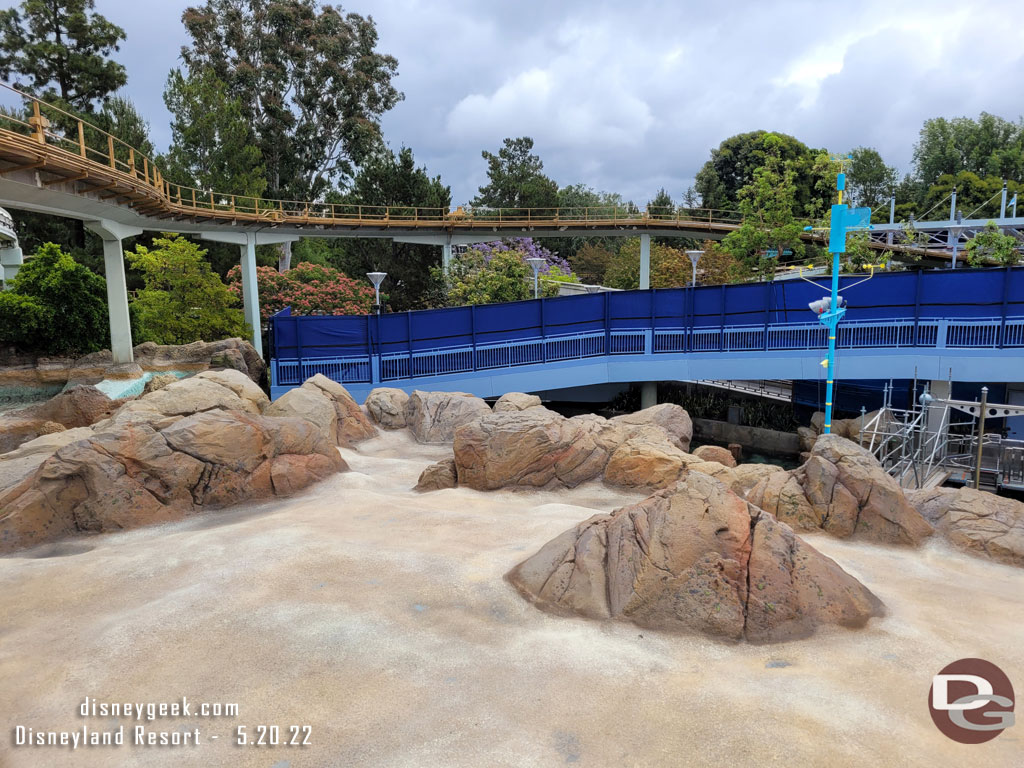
[0,82,747,229]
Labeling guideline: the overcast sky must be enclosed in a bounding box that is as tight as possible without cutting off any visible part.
[6,0,1023,204]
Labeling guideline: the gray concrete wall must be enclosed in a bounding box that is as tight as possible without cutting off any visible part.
[692,418,800,457]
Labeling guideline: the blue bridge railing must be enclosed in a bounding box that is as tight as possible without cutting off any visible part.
[269,267,1024,390]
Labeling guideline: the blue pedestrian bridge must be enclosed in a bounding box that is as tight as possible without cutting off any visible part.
[269,267,1024,402]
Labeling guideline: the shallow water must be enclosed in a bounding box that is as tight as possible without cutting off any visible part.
[0,430,1021,767]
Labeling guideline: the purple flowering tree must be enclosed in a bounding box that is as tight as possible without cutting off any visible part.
[471,238,571,275]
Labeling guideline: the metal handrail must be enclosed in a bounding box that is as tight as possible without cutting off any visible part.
[0,82,746,230]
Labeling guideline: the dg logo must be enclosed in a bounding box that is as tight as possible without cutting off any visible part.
[929,658,1016,744]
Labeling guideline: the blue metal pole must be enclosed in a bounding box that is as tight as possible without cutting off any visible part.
[824,250,840,434]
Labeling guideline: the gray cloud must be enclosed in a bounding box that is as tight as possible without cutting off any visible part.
[14,0,1024,205]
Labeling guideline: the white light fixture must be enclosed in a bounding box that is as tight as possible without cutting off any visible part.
[525,257,546,299]
[685,250,703,287]
[367,271,387,315]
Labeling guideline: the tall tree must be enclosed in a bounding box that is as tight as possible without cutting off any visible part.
[163,67,267,198]
[178,0,403,270]
[472,137,558,211]
[0,0,126,111]
[721,134,806,279]
[846,147,897,215]
[695,130,822,215]
[913,113,1024,190]
[335,146,451,310]
[647,188,675,218]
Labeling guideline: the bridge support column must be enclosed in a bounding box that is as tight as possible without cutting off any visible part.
[85,220,143,365]
[639,234,651,290]
[923,379,951,459]
[201,231,298,358]
[442,241,452,274]
[641,382,657,409]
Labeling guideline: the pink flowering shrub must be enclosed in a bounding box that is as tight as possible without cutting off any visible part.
[226,263,376,320]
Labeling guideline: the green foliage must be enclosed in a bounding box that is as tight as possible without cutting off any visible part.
[0,0,126,110]
[334,146,451,310]
[226,262,375,320]
[721,135,807,278]
[570,242,614,284]
[965,221,1020,267]
[647,188,675,218]
[841,233,893,273]
[163,67,267,197]
[439,248,568,306]
[694,130,825,216]
[604,238,696,290]
[3,242,109,355]
[472,137,559,211]
[913,113,1024,190]
[127,235,248,345]
[180,0,402,200]
[847,147,897,214]
[923,172,1020,220]
[0,291,49,349]
[696,240,743,285]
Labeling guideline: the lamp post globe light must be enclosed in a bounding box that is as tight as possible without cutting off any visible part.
[367,271,387,315]
[685,250,702,287]
[525,257,546,299]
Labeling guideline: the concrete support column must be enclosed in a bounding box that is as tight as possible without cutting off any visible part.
[639,233,651,290]
[442,241,453,274]
[201,231,297,358]
[85,220,143,365]
[641,381,657,409]
[239,237,262,357]
[924,379,952,459]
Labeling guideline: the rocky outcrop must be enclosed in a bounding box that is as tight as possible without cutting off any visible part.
[415,458,458,491]
[0,385,115,453]
[610,404,693,452]
[0,338,265,394]
[493,392,542,412]
[263,374,375,448]
[454,409,622,489]
[908,486,1024,567]
[507,473,884,643]
[142,373,179,395]
[0,370,351,554]
[747,434,932,546]
[693,444,737,468]
[365,387,409,429]
[603,428,703,489]
[731,463,786,498]
[404,390,491,444]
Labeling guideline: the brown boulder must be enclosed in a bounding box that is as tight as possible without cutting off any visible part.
[731,463,786,498]
[405,390,491,443]
[415,458,458,491]
[748,435,932,545]
[0,411,345,554]
[507,473,883,642]
[610,403,693,451]
[693,444,738,468]
[603,429,698,489]
[907,486,1024,567]
[454,409,621,490]
[142,373,179,395]
[493,392,542,412]
[0,385,115,453]
[300,374,376,446]
[264,386,337,445]
[365,387,410,429]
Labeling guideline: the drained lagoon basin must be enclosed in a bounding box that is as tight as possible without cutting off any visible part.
[1,430,1021,767]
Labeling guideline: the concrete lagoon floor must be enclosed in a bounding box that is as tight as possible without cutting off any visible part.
[1,430,1022,768]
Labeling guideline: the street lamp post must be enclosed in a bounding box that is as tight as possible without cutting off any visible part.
[949,211,964,269]
[685,250,702,287]
[526,257,546,299]
[367,271,387,315]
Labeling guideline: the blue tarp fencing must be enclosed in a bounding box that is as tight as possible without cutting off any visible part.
[270,267,1024,361]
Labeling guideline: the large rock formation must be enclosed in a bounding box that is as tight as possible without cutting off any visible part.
[610,403,693,452]
[404,390,491,443]
[365,387,410,429]
[454,409,622,489]
[265,374,376,448]
[493,392,542,412]
[693,444,737,468]
[507,473,884,642]
[0,370,350,554]
[0,385,114,453]
[747,434,932,546]
[602,428,703,489]
[908,486,1024,567]
[0,338,266,395]
[415,458,458,492]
